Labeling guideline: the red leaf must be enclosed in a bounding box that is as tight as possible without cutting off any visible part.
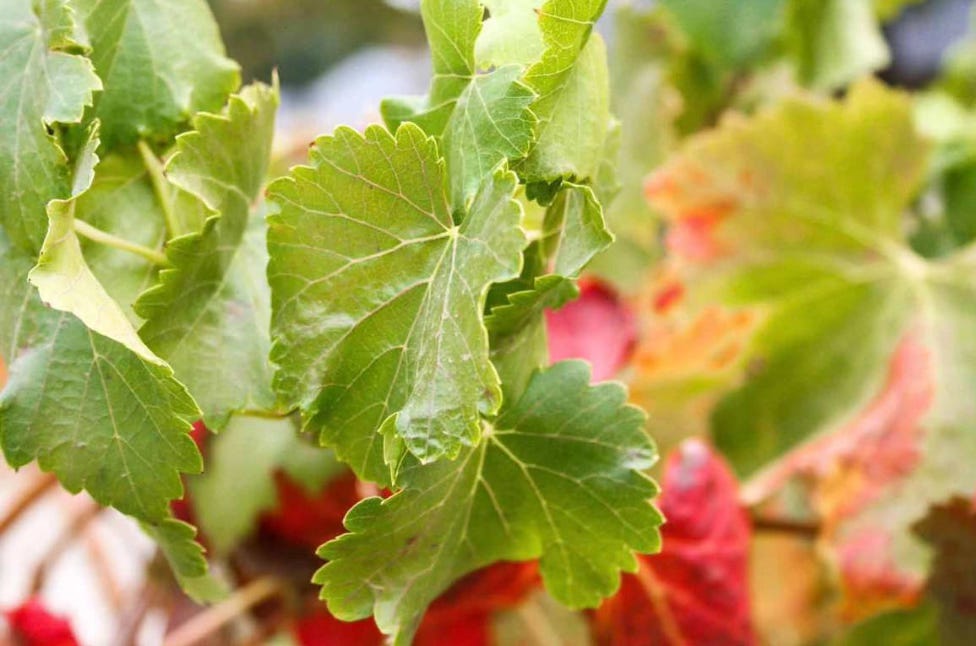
[293,603,383,646]
[546,279,637,381]
[416,562,540,646]
[259,471,362,550]
[592,439,754,646]
[4,598,79,646]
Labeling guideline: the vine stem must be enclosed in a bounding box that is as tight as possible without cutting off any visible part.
[750,513,819,538]
[0,471,58,534]
[162,577,283,646]
[30,501,103,593]
[74,219,170,266]
[138,140,180,238]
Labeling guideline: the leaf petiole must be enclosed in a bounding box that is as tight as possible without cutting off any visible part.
[138,140,181,238]
[74,219,170,266]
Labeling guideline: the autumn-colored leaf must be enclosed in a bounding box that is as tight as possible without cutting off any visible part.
[416,562,541,646]
[4,598,79,646]
[591,439,754,646]
[293,599,383,646]
[545,279,637,381]
[746,334,933,617]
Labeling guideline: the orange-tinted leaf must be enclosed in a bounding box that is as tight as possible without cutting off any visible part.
[591,439,753,645]
[4,598,79,646]
[546,279,637,381]
[746,335,933,616]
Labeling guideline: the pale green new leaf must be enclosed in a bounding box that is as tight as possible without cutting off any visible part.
[789,0,889,91]
[442,66,538,212]
[136,83,279,428]
[519,0,611,184]
[267,124,525,484]
[0,0,101,252]
[72,0,240,148]
[29,125,165,365]
[381,0,482,135]
[0,234,203,522]
[315,361,661,645]
[71,151,168,321]
[475,0,544,69]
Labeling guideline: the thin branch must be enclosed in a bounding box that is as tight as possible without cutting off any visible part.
[75,219,170,266]
[30,501,104,593]
[138,140,180,238]
[0,471,58,534]
[163,577,284,646]
[750,513,820,538]
[112,579,165,646]
[84,525,125,611]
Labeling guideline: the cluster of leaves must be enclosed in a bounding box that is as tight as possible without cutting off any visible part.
[0,0,672,643]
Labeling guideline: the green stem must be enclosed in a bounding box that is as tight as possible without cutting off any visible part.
[74,219,170,266]
[138,140,180,238]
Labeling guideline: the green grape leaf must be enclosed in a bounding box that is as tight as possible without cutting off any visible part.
[788,0,889,91]
[0,0,102,252]
[315,361,661,645]
[475,0,545,69]
[135,83,279,428]
[518,0,610,185]
[0,233,203,522]
[71,151,168,322]
[487,183,612,399]
[29,125,165,365]
[267,124,525,484]
[73,0,240,148]
[648,81,976,603]
[659,0,787,69]
[442,65,538,213]
[588,7,678,292]
[142,517,227,602]
[381,0,482,135]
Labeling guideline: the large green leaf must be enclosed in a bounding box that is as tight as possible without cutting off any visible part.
[315,361,660,645]
[647,81,976,600]
[0,233,202,522]
[136,83,279,428]
[72,0,240,148]
[267,124,525,484]
[0,0,101,252]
